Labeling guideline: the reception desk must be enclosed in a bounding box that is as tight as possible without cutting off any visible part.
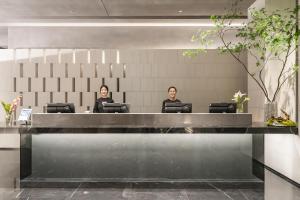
[15,113,296,187]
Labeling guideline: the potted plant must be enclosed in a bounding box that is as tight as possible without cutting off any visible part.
[232,91,250,113]
[184,7,299,122]
[1,96,22,126]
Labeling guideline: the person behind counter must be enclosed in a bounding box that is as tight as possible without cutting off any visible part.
[93,84,114,113]
[162,86,181,113]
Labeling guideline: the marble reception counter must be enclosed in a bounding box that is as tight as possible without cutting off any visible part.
[0,113,296,187]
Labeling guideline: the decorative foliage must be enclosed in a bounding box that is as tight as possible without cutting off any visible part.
[184,7,299,102]
[1,96,22,115]
[232,90,250,104]
[266,109,297,126]
[232,90,250,113]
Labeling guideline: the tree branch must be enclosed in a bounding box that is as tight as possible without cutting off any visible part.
[218,31,271,101]
[271,39,292,102]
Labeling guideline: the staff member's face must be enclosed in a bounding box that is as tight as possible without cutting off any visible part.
[168,88,177,99]
[100,87,108,97]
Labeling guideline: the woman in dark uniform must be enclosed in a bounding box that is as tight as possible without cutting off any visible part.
[161,86,181,113]
[93,85,114,113]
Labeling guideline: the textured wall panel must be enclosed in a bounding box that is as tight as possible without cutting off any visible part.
[45,78,57,92]
[81,64,94,78]
[23,63,35,77]
[22,92,35,107]
[90,49,103,64]
[83,92,94,109]
[90,78,102,92]
[104,78,117,92]
[111,92,123,103]
[68,92,80,107]
[126,63,142,78]
[60,78,73,92]
[31,78,43,92]
[16,77,27,92]
[53,63,65,77]
[113,64,124,78]
[39,63,50,78]
[0,49,247,115]
[98,63,110,78]
[68,64,80,78]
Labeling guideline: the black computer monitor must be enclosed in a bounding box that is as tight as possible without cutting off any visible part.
[47,103,75,113]
[102,103,130,113]
[164,102,192,113]
[208,103,236,113]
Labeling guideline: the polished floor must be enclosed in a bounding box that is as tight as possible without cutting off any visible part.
[0,169,299,200]
[1,187,264,200]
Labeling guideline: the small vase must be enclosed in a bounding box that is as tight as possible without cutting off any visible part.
[264,101,277,121]
[236,103,244,113]
[5,113,13,126]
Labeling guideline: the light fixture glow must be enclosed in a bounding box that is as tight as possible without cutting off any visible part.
[116,50,120,64]
[87,49,91,64]
[13,49,16,63]
[72,49,76,64]
[28,49,31,62]
[0,22,245,27]
[58,49,62,64]
[102,50,105,64]
[43,49,47,64]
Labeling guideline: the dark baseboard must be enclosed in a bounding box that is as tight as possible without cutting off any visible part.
[20,178,263,189]
[253,159,300,188]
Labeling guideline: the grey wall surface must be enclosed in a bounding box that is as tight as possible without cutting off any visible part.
[7,26,240,49]
[0,28,7,48]
[0,49,247,117]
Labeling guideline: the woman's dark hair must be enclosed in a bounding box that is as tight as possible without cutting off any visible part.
[168,86,177,92]
[100,84,109,91]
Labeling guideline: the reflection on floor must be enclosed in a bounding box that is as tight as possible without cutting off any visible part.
[0,187,265,200]
[1,169,300,200]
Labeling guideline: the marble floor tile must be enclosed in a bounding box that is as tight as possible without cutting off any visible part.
[220,189,264,200]
[185,189,231,200]
[70,188,125,200]
[17,188,75,200]
[122,188,189,200]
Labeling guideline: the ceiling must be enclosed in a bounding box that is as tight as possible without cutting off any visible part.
[0,0,256,48]
[0,0,255,19]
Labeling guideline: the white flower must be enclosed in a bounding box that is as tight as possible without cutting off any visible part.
[232,91,249,104]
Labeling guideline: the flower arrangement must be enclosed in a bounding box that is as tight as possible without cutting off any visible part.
[266,109,297,126]
[1,96,22,125]
[232,91,250,113]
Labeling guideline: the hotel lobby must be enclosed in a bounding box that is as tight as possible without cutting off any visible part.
[0,0,300,199]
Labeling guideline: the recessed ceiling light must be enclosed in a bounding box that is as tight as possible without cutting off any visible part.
[178,10,183,13]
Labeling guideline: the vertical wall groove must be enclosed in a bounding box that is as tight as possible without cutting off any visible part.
[50,63,54,78]
[34,92,38,106]
[50,92,53,103]
[28,78,31,92]
[57,78,61,92]
[13,78,16,92]
[72,78,75,92]
[42,78,46,92]
[35,63,38,78]
[65,63,68,78]
[19,63,23,78]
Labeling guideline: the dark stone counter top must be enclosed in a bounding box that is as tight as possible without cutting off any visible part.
[0,122,297,134]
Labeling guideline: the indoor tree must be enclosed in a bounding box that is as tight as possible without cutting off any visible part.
[184,7,299,104]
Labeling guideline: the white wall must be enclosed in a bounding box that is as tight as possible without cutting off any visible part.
[248,0,300,184]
